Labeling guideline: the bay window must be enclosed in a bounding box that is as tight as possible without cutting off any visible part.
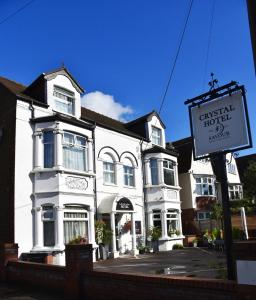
[53,86,75,115]
[195,177,215,196]
[151,126,162,146]
[43,131,54,168]
[163,160,175,186]
[63,132,87,171]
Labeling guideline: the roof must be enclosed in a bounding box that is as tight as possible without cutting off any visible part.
[172,137,193,173]
[0,76,48,107]
[143,145,178,157]
[126,110,166,129]
[236,153,256,181]
[81,107,148,141]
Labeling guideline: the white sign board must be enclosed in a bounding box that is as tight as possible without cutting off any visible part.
[191,92,249,157]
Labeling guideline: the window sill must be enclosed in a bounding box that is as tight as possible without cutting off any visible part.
[123,185,136,189]
[145,184,181,190]
[103,182,117,187]
[31,167,95,177]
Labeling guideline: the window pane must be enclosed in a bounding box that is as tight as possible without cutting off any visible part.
[43,131,54,168]
[124,165,135,187]
[43,221,55,247]
[164,169,175,186]
[103,161,115,184]
[64,221,87,244]
[151,126,162,145]
[150,159,159,185]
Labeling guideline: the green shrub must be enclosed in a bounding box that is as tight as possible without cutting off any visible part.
[172,244,184,250]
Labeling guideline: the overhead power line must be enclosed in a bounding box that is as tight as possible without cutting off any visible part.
[202,0,216,90]
[158,0,194,115]
[0,0,36,26]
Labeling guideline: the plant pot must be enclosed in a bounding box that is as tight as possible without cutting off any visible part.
[99,244,109,260]
[152,240,159,253]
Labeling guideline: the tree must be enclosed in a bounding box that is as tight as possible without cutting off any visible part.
[243,160,256,201]
[211,203,223,229]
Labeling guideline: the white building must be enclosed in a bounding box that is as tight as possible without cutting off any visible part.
[0,67,183,261]
[172,137,243,235]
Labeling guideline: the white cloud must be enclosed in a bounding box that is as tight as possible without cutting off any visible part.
[81,91,133,122]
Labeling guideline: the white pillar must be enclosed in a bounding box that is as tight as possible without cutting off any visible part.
[161,210,168,239]
[158,159,164,185]
[34,131,43,169]
[89,207,96,245]
[55,206,64,249]
[55,129,63,168]
[144,159,151,185]
[87,138,93,173]
[110,212,118,257]
[148,211,153,228]
[33,207,43,249]
[131,213,138,256]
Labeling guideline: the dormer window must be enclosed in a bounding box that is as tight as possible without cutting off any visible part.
[151,126,162,146]
[53,86,75,115]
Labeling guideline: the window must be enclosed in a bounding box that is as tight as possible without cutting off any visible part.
[63,132,87,171]
[195,177,215,196]
[229,185,242,200]
[167,209,179,233]
[227,163,237,175]
[150,158,158,185]
[123,158,135,187]
[197,211,211,220]
[63,206,88,244]
[151,126,162,146]
[103,162,115,184]
[42,206,55,247]
[43,131,54,168]
[53,86,75,115]
[152,210,161,228]
[163,160,175,186]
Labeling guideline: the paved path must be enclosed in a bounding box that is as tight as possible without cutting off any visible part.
[94,247,227,279]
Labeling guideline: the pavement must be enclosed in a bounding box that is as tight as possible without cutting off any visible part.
[94,247,227,279]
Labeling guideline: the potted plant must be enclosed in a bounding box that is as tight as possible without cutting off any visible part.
[148,226,161,252]
[95,220,113,260]
[175,229,181,236]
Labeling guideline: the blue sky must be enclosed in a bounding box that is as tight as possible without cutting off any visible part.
[0,0,255,155]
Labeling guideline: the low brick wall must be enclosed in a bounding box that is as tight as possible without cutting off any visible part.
[82,271,255,300]
[7,260,66,292]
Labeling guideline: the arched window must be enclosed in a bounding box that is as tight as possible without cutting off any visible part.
[102,153,116,184]
[123,157,135,187]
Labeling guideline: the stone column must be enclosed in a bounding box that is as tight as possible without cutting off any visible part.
[178,209,183,236]
[87,138,93,173]
[33,207,43,249]
[161,210,168,239]
[131,213,138,256]
[55,129,63,168]
[34,130,43,169]
[110,212,118,258]
[158,159,164,185]
[144,159,151,185]
[55,206,64,249]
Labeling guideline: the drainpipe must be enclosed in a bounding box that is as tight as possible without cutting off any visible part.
[29,100,35,119]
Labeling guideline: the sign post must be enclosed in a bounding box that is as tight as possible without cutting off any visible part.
[185,79,252,280]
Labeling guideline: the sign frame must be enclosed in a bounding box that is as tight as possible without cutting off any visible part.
[186,83,252,161]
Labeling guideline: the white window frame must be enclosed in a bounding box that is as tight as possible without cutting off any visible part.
[229,185,243,200]
[103,161,116,184]
[42,205,55,247]
[123,165,135,187]
[163,159,176,186]
[62,132,87,172]
[197,211,211,220]
[151,126,162,146]
[227,163,237,175]
[195,176,215,196]
[53,86,75,115]
[152,210,161,228]
[166,209,179,233]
